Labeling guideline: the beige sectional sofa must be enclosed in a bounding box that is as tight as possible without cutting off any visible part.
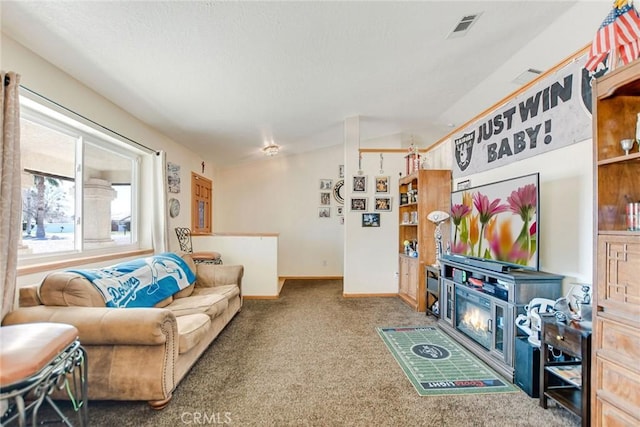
[2,253,243,409]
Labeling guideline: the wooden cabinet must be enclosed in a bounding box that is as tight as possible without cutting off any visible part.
[592,59,640,426]
[397,169,451,311]
[398,255,419,300]
[540,314,591,427]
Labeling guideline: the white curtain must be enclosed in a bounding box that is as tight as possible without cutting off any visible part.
[1,72,22,320]
[151,150,169,253]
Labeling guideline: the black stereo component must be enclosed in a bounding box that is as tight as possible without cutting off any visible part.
[514,336,540,398]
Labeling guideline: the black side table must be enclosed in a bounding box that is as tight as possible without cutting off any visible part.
[425,265,439,318]
[539,314,591,427]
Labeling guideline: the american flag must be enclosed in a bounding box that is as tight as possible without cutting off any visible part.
[584,1,640,72]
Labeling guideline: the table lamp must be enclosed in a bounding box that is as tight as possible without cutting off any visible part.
[427,210,450,267]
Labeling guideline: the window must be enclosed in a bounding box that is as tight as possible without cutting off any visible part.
[18,94,143,262]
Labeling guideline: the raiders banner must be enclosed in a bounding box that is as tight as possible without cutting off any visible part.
[452,54,593,178]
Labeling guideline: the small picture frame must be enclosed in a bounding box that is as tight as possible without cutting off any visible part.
[318,207,331,218]
[352,175,367,192]
[320,179,333,190]
[350,197,367,211]
[375,176,389,193]
[338,165,344,178]
[320,192,331,205]
[362,213,380,227]
[374,196,392,212]
[336,206,344,216]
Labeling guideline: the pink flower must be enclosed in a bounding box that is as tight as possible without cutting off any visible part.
[507,184,537,222]
[451,241,469,255]
[473,192,509,258]
[450,203,471,226]
[473,192,509,225]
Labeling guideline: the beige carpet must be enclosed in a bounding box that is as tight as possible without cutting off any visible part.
[57,279,580,426]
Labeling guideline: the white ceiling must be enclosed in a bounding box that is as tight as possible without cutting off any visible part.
[1,1,610,167]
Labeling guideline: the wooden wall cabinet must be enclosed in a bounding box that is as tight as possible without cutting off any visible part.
[397,169,451,311]
[592,59,640,426]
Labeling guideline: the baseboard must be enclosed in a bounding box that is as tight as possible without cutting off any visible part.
[279,276,344,280]
[243,295,280,300]
[343,293,398,298]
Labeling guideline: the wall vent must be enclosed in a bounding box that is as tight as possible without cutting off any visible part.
[512,68,543,85]
[446,13,482,39]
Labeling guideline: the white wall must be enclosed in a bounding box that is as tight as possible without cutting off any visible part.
[343,119,407,295]
[214,144,344,277]
[195,235,279,297]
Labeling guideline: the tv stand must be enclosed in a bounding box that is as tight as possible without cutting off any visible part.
[438,257,563,381]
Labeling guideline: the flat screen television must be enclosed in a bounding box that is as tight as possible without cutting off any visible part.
[449,173,540,271]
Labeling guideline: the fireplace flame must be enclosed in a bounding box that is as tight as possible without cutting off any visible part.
[462,307,488,332]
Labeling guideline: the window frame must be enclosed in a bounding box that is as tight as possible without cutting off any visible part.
[17,91,147,266]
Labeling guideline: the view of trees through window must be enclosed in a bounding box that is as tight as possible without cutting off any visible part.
[19,98,138,257]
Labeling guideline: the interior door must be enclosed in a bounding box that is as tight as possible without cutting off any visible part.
[191,172,212,235]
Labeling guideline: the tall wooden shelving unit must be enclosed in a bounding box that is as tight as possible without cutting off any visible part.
[397,169,451,312]
[591,59,640,426]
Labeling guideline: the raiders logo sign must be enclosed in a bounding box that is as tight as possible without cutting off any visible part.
[454,132,475,172]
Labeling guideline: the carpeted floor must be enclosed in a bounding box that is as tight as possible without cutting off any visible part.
[47,279,580,426]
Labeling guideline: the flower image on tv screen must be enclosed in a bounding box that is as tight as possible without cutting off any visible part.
[450,173,540,271]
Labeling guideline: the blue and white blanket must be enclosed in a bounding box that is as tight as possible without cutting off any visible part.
[68,253,196,308]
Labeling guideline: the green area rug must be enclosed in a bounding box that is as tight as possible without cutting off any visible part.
[376,326,518,396]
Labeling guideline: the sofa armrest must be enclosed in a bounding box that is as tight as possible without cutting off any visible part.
[2,306,177,346]
[194,264,243,292]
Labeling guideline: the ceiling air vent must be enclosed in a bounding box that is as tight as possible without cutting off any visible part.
[446,13,482,39]
[512,68,543,85]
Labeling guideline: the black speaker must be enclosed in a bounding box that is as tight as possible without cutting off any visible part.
[514,336,540,398]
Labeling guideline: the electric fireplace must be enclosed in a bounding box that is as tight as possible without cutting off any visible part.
[455,285,508,358]
[439,256,562,380]
[456,286,493,350]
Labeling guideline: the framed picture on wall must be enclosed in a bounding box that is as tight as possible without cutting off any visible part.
[167,162,181,193]
[374,196,392,212]
[320,192,331,205]
[336,206,344,216]
[362,213,380,227]
[350,197,367,211]
[320,179,333,190]
[352,175,367,192]
[318,207,331,218]
[339,165,344,178]
[375,176,389,193]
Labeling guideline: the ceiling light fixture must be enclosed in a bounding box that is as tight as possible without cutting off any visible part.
[262,143,280,156]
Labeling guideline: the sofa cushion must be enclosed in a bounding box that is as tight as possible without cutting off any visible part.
[154,296,173,308]
[192,285,240,301]
[174,254,197,299]
[173,283,195,299]
[39,272,106,307]
[176,313,210,354]
[165,294,227,319]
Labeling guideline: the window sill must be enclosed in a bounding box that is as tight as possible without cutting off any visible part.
[17,248,154,276]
